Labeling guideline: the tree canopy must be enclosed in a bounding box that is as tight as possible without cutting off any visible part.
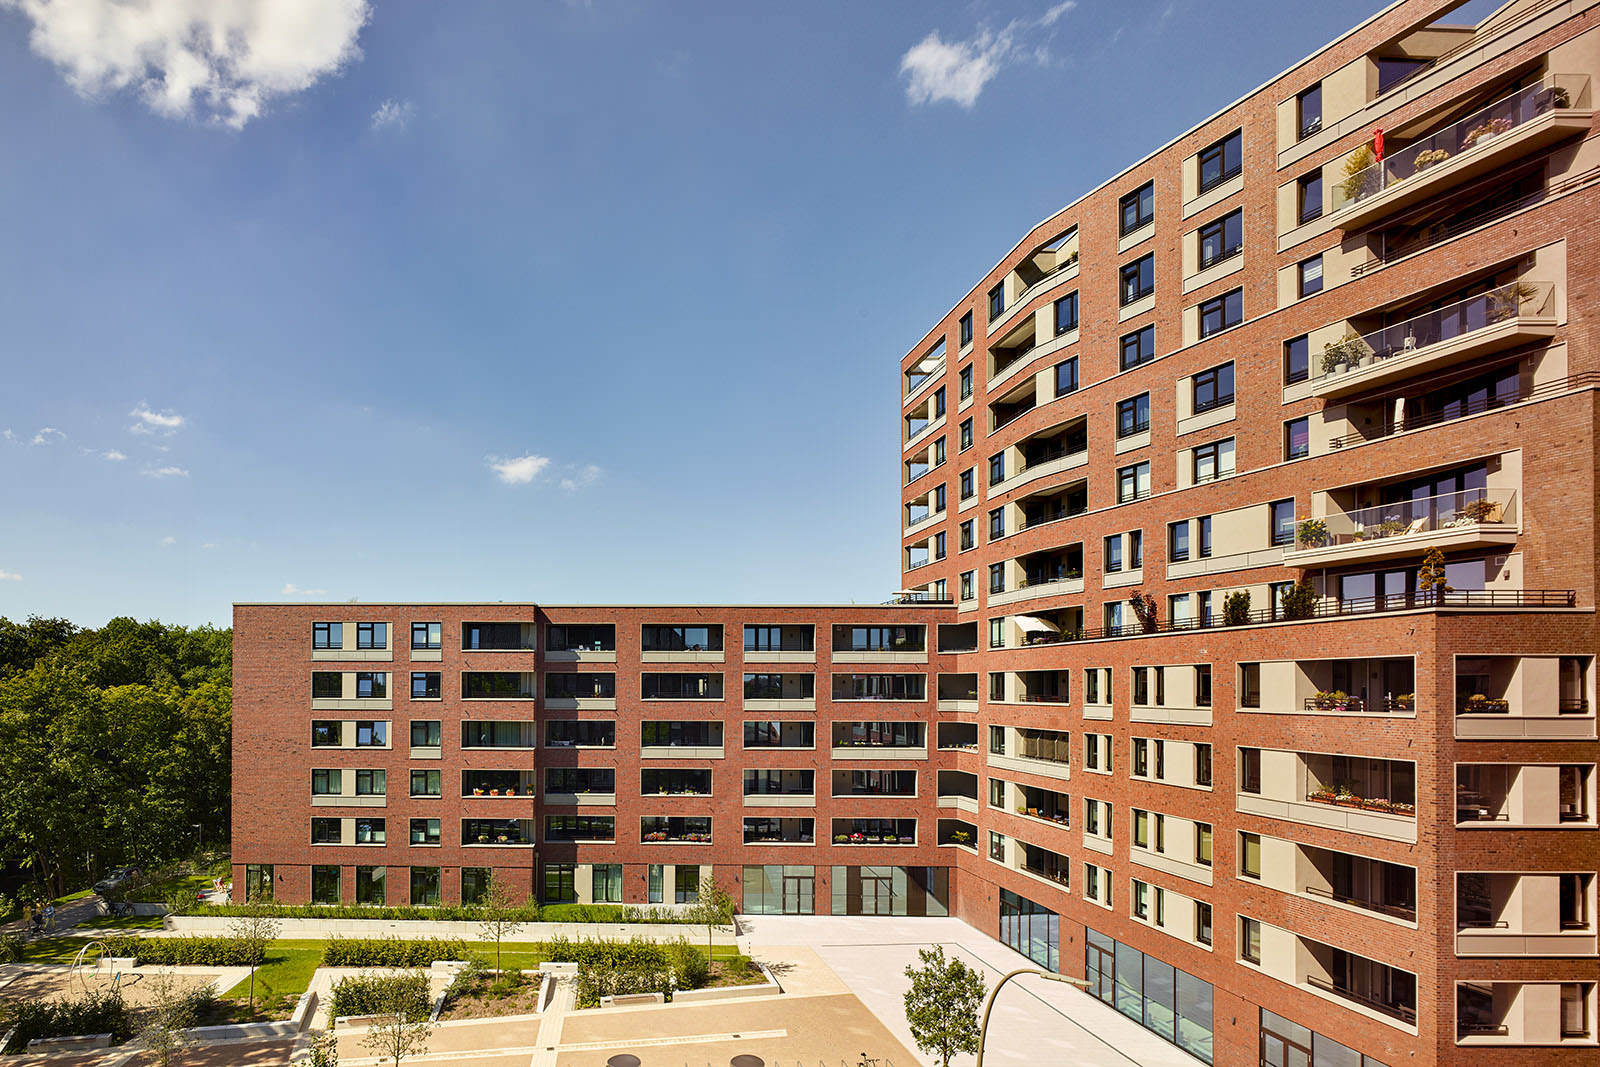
[0,615,232,896]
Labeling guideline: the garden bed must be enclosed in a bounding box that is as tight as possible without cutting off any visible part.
[439,967,546,1020]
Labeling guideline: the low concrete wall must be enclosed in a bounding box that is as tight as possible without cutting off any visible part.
[603,992,664,1006]
[165,915,734,944]
[182,1021,299,1042]
[289,988,319,1032]
[27,1033,112,1052]
[672,962,783,1004]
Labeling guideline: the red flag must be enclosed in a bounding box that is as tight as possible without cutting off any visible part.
[1374,128,1384,159]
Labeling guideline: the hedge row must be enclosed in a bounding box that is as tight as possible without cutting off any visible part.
[99,935,264,967]
[0,992,133,1053]
[177,901,697,924]
[328,972,431,1020]
[321,937,471,968]
[540,936,707,990]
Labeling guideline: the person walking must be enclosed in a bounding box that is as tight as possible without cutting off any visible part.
[43,902,55,932]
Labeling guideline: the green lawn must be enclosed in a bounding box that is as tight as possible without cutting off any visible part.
[221,940,325,1006]
[128,872,214,904]
[75,914,165,931]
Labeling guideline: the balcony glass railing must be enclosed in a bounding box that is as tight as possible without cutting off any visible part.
[1291,487,1516,553]
[1312,282,1553,381]
[1332,75,1589,213]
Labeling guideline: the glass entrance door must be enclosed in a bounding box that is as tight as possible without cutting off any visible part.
[782,871,814,915]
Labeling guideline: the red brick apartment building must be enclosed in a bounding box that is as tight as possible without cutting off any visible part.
[235,0,1600,1062]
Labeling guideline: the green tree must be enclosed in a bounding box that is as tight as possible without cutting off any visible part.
[360,985,434,1067]
[227,903,281,1009]
[475,870,526,973]
[139,973,203,1067]
[902,945,985,1067]
[690,875,735,960]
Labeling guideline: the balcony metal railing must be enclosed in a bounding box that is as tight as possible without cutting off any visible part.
[992,399,1038,432]
[1312,282,1554,383]
[1292,487,1516,553]
[1329,372,1600,449]
[1305,884,1417,922]
[1014,441,1088,476]
[1302,695,1414,714]
[1306,974,1417,1024]
[1013,588,1575,645]
[1458,1022,1512,1038]
[1332,75,1589,214]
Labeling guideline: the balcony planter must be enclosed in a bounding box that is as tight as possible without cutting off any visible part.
[1296,518,1328,548]
[1412,148,1451,171]
[473,788,484,796]
[489,789,500,796]
[1016,805,1028,815]
[1395,694,1415,711]
[1312,691,1350,711]
[1461,117,1514,149]
[850,833,866,844]
[882,835,898,844]
[833,834,849,844]
[476,834,489,843]
[1309,789,1338,805]
[865,835,882,843]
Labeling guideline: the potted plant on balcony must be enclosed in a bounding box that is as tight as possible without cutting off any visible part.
[1016,805,1028,815]
[1418,547,1452,600]
[1028,807,1041,818]
[1222,590,1251,626]
[833,834,849,844]
[1391,801,1416,815]
[883,834,899,844]
[1335,785,1362,808]
[476,833,490,843]
[1394,693,1416,711]
[865,834,882,843]
[1359,797,1394,813]
[850,832,866,844]
[489,788,500,796]
[1309,786,1337,805]
[1296,517,1329,548]
[1321,331,1367,374]
[1487,281,1539,323]
[1462,116,1514,149]
[473,787,484,796]
[1461,497,1501,523]
[1412,147,1451,171]
[1279,579,1318,621]
[950,830,972,846]
[1339,142,1378,202]
[1130,591,1159,634]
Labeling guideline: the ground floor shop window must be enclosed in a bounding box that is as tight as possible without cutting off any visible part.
[1085,927,1213,1063]
[999,889,1058,971]
[830,866,948,916]
[743,865,816,914]
[243,864,273,902]
[410,866,440,906]
[1260,1008,1389,1067]
[310,865,340,904]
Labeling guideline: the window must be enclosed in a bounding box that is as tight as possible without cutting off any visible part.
[410,720,441,747]
[1238,663,1261,709]
[988,452,1006,485]
[1117,462,1150,503]
[354,818,386,844]
[1169,521,1190,562]
[1242,919,1263,964]
[988,564,1005,594]
[1104,535,1124,573]
[1240,832,1261,878]
[959,365,973,400]
[355,866,385,905]
[312,672,342,699]
[592,864,623,904]
[1129,530,1142,568]
[355,769,386,796]
[1196,210,1241,270]
[958,469,974,500]
[1376,56,1428,93]
[1133,739,1150,778]
[989,672,1006,702]
[356,622,387,650]
[355,672,386,699]
[933,387,946,417]
[959,520,974,551]
[1120,325,1155,370]
[1284,417,1309,460]
[1133,879,1150,918]
[933,438,946,466]
[355,721,386,747]
[1054,357,1079,397]
[988,724,1007,755]
[988,507,1005,540]
[1085,667,1109,704]
[1296,172,1322,225]
[959,571,974,601]
[544,863,576,904]
[1197,516,1212,558]
[1296,83,1322,139]
[933,532,946,560]
[1283,335,1309,384]
[959,312,973,347]
[312,769,341,795]
[1104,601,1125,632]
[410,769,441,796]
[1191,363,1234,415]
[1197,130,1241,193]
[1196,823,1212,866]
[410,621,441,650]
[1195,902,1213,945]
[1269,498,1295,546]
[1116,394,1150,438]
[1120,254,1155,305]
[411,672,440,699]
[1195,665,1212,707]
[1297,254,1323,298]
[1191,439,1235,483]
[312,865,340,904]
[1120,181,1154,235]
[1195,745,1212,786]
[313,622,342,650]
[409,818,440,846]
[959,418,973,450]
[1054,292,1079,335]
[641,673,723,700]
[1239,748,1262,793]
[642,625,723,652]
[311,818,340,844]
[1197,289,1242,338]
[988,283,1004,320]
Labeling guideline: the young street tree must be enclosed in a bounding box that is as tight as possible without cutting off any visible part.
[361,987,435,1067]
[475,870,527,973]
[226,902,281,1009]
[690,875,735,960]
[903,945,986,1067]
[139,973,201,1067]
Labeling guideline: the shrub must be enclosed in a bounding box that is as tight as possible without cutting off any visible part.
[538,936,707,995]
[485,968,526,998]
[0,932,22,964]
[195,902,536,922]
[322,937,471,968]
[99,935,264,967]
[1221,590,1252,626]
[0,991,133,1053]
[1278,579,1318,620]
[329,972,431,1020]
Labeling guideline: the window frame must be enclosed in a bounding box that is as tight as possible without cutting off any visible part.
[1196,288,1243,339]
[1119,181,1155,236]
[1196,130,1242,194]
[1119,254,1155,306]
[1195,209,1242,271]
[1191,362,1235,414]
[1296,83,1322,139]
[1120,326,1155,371]
[1054,291,1079,335]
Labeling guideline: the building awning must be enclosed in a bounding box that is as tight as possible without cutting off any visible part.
[1014,615,1060,634]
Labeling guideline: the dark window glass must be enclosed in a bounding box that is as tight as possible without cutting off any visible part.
[312,672,342,699]
[356,622,387,650]
[1284,335,1309,384]
[355,672,386,699]
[641,625,723,651]
[988,452,1006,485]
[959,312,973,346]
[1377,56,1428,94]
[959,469,974,499]
[1197,516,1212,558]
[1196,210,1241,270]
[411,672,440,699]
[1120,326,1155,370]
[313,622,341,650]
[1297,172,1322,224]
[1197,289,1242,338]
[988,284,1004,320]
[410,720,441,747]
[1120,254,1155,305]
[1297,255,1323,298]
[1192,363,1234,413]
[1168,521,1189,562]
[1285,417,1310,460]
[1197,130,1241,193]
[411,621,442,650]
[959,418,972,450]
[1297,83,1322,138]
[1053,357,1079,397]
[1120,182,1155,235]
[959,365,973,400]
[1054,292,1079,334]
[1269,499,1295,546]
[1117,394,1151,438]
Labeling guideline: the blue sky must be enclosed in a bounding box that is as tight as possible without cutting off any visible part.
[0,0,1381,627]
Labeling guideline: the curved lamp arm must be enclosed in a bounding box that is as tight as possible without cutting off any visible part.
[974,966,1093,1067]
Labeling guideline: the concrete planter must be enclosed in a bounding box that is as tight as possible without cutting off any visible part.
[165,915,735,944]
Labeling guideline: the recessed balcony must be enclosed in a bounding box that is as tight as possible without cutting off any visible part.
[1455,872,1596,957]
[1287,487,1518,567]
[1331,75,1593,229]
[1454,655,1595,740]
[1456,763,1593,828]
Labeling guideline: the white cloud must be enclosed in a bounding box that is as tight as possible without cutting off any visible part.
[161,535,176,544]
[201,542,217,549]
[130,404,185,434]
[281,582,327,596]
[1,429,15,443]
[559,464,603,492]
[490,454,551,485]
[370,97,414,130]
[0,570,21,581]
[899,2,1076,108]
[142,465,190,478]
[102,449,128,461]
[30,427,65,446]
[0,0,372,129]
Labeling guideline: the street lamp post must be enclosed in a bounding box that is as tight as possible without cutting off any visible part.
[974,966,1093,1067]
